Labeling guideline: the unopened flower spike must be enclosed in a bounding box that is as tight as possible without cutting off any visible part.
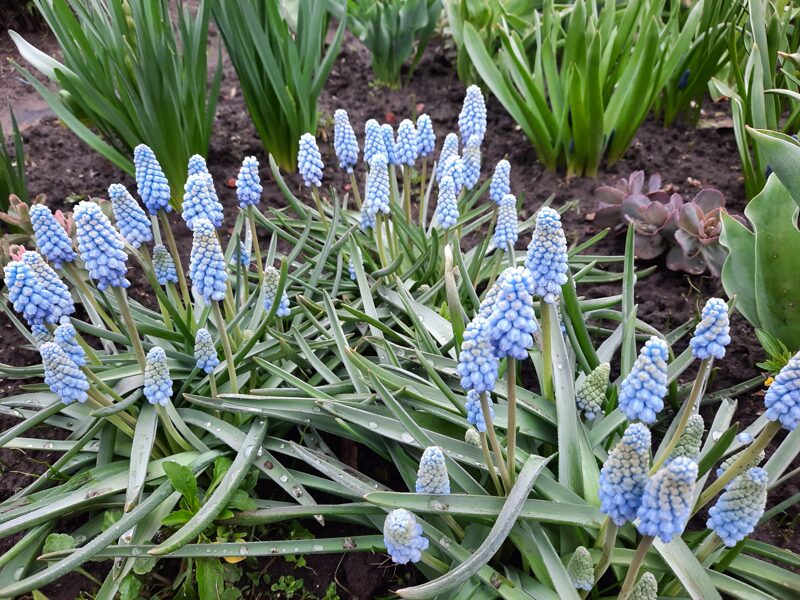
[383,509,429,564]
[566,546,593,591]
[364,119,386,165]
[152,244,178,286]
[630,573,658,600]
[434,175,459,230]
[576,362,610,421]
[462,134,481,191]
[74,200,130,290]
[690,298,730,360]
[436,133,459,184]
[236,156,263,208]
[108,183,152,248]
[360,154,390,231]
[182,173,224,230]
[707,466,768,547]
[416,114,435,157]
[489,160,511,205]
[54,322,86,367]
[381,124,396,165]
[348,258,357,281]
[465,390,494,433]
[415,446,450,495]
[598,423,651,526]
[133,144,171,214]
[29,204,76,268]
[4,260,55,326]
[618,337,669,424]
[525,207,568,304]
[637,456,698,542]
[459,85,487,145]
[143,347,172,406]
[717,447,765,478]
[333,110,359,172]
[493,193,518,251]
[40,341,89,405]
[188,218,227,302]
[763,351,800,431]
[395,119,418,167]
[264,266,290,317]
[21,251,75,323]
[487,267,537,359]
[737,432,754,445]
[194,328,219,374]
[465,427,481,446]
[668,413,704,463]
[31,323,52,347]
[457,315,499,394]
[297,133,324,188]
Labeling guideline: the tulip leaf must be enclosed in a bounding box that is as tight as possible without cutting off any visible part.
[747,127,800,210]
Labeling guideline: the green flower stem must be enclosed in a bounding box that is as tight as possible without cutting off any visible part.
[651,358,711,474]
[209,371,218,398]
[479,432,503,496]
[617,535,654,600]
[506,358,518,484]
[506,241,515,268]
[480,392,511,493]
[213,300,238,394]
[136,245,173,331]
[112,287,146,370]
[348,172,362,209]
[403,165,412,221]
[591,518,618,588]
[374,214,389,269]
[247,205,264,282]
[389,165,400,210]
[158,211,191,308]
[63,263,121,334]
[311,187,328,226]
[156,405,192,452]
[149,214,162,245]
[419,157,428,220]
[488,204,498,240]
[85,391,135,439]
[695,532,721,565]
[540,299,554,402]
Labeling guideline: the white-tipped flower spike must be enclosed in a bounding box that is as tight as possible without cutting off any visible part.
[690,298,730,360]
[297,133,324,188]
[576,362,610,421]
[416,114,435,157]
[360,153,391,231]
[194,328,219,374]
[74,201,131,290]
[236,156,263,208]
[381,124,397,165]
[489,160,511,205]
[457,315,499,394]
[465,389,494,433]
[636,456,698,543]
[629,573,658,600]
[383,509,429,564]
[415,446,450,494]
[434,175,459,230]
[618,337,669,424]
[364,119,386,165]
[182,173,224,230]
[133,144,171,214]
[598,423,651,526]
[21,251,75,323]
[493,193,518,250]
[188,218,227,302]
[395,119,418,167]
[566,546,593,591]
[108,183,153,248]
[143,347,172,406]
[716,447,765,478]
[264,266,290,317]
[465,427,481,446]
[462,134,481,190]
[152,244,178,286]
[707,466,768,547]
[40,341,89,405]
[459,85,487,145]
[31,323,52,346]
[436,133,459,184]
[486,267,537,360]
[4,260,55,326]
[54,322,85,367]
[29,204,76,268]
[763,351,800,431]
[333,110,359,172]
[668,414,704,463]
[525,207,568,304]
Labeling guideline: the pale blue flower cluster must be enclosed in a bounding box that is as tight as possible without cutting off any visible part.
[763,351,800,431]
[436,133,459,184]
[618,337,669,424]
[415,446,450,495]
[348,258,357,281]
[465,389,493,433]
[188,218,227,302]
[489,160,511,205]
[462,134,481,190]
[690,298,730,360]
[31,323,51,346]
[21,251,75,323]
[194,328,219,374]
[73,201,130,290]
[182,173,224,230]
[4,260,55,326]
[457,315,499,393]
[108,183,152,248]
[442,155,464,194]
[416,114,435,157]
[236,156,263,208]
[364,119,386,165]
[188,154,210,177]
[525,207,568,304]
[458,85,487,144]
[395,119,418,167]
[636,456,698,542]
[435,176,459,230]
[41,341,89,405]
[381,124,396,165]
[29,204,76,268]
[383,509,429,564]
[576,362,610,422]
[360,154,391,231]
[493,194,518,250]
[598,423,651,526]
[486,267,537,360]
[54,322,85,367]
[566,547,593,591]
[143,346,172,406]
[333,110,359,173]
[186,155,223,212]
[264,266,290,317]
[152,244,178,286]
[707,466,768,547]
[236,241,251,268]
[297,133,324,188]
[133,144,171,214]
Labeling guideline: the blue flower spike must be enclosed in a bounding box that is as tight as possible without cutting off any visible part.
[54,322,86,367]
[182,173,224,230]
[618,337,670,424]
[457,315,499,394]
[707,466,769,547]
[236,156,263,208]
[576,362,610,421]
[73,200,130,291]
[264,266,290,317]
[21,251,75,323]
[297,133,324,188]
[4,260,55,326]
[348,258,357,281]
[436,133,459,184]
[525,207,568,304]
[567,547,593,591]
[133,144,171,214]
[187,154,210,177]
[489,160,511,205]
[235,241,251,268]
[188,218,227,302]
[434,175,459,230]
[415,446,450,495]
[493,193,518,251]
[31,323,52,346]
[637,456,698,542]
[690,298,730,360]
[416,114,435,158]
[459,85,487,145]
[29,204,76,268]
[442,155,464,194]
[152,244,178,286]
[143,346,172,406]
[465,389,494,433]
[383,509,429,565]
[364,119,386,165]
[462,134,481,191]
[668,414,704,463]
[395,119,418,167]
[194,328,219,374]
[598,423,651,526]
[40,341,89,405]
[333,110,359,173]
[360,153,391,231]
[108,183,152,248]
[381,124,396,165]
[486,267,537,360]
[764,351,800,431]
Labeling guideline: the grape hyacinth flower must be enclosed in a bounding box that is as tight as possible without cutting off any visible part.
[21,251,74,323]
[187,154,210,178]
[436,133,459,184]
[763,351,800,431]
[457,315,499,393]
[236,156,263,208]
[434,176,459,230]
[364,119,386,165]
[29,204,76,268]
[74,201,130,290]
[235,241,251,268]
[717,447,765,478]
[194,328,219,374]
[493,193,518,251]
[737,432,754,445]
[54,322,86,367]
[689,298,730,360]
[459,85,487,144]
[348,258,357,281]
[465,428,481,446]
[264,266,290,317]
[416,114,435,157]
[143,347,172,406]
[707,467,768,547]
[108,183,152,248]
[525,207,568,304]
[297,133,324,188]
[630,573,658,600]
[360,154,391,231]
[442,155,464,195]
[395,119,418,167]
[31,323,52,346]
[182,173,224,230]
[668,414,704,463]
[40,341,89,405]
[152,244,178,286]
[381,124,396,165]
[489,160,511,205]
[415,446,450,495]
[576,362,610,421]
[486,267,537,360]
[133,144,171,214]
[618,337,669,424]
[465,390,494,433]
[4,260,55,326]
[598,423,651,526]
[188,218,227,302]
[383,509,429,564]
[566,546,593,591]
[462,134,481,191]
[637,456,698,542]
[333,109,359,172]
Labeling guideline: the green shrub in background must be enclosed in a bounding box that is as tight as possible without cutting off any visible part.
[0,108,28,212]
[10,0,221,204]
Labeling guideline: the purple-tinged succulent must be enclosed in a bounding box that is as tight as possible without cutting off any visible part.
[621,191,683,260]
[593,171,663,229]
